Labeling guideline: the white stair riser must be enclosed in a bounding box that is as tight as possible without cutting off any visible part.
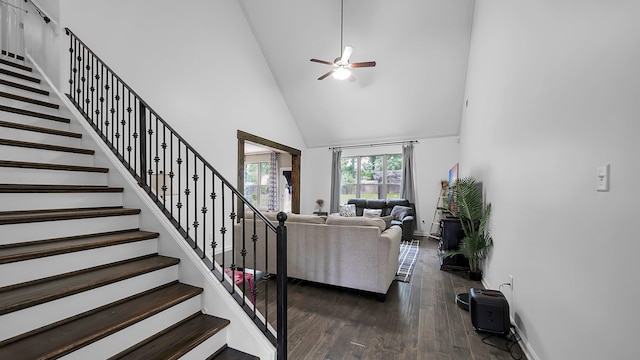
[0,114,70,131]
[0,265,178,342]
[0,239,157,287]
[0,214,140,244]
[179,329,228,360]
[0,97,62,114]
[0,84,51,102]
[0,167,108,186]
[0,126,82,147]
[61,296,202,360]
[0,63,37,78]
[0,73,45,90]
[0,144,94,167]
[0,192,123,211]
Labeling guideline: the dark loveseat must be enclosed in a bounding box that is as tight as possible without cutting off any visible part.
[347,198,415,241]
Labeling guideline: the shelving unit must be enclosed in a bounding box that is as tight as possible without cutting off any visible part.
[427,180,449,240]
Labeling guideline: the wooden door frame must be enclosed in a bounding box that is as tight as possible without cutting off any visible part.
[237,130,301,215]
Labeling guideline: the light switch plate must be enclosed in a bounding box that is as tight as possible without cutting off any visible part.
[596,164,610,191]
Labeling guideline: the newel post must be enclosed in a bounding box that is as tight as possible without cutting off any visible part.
[276,211,288,360]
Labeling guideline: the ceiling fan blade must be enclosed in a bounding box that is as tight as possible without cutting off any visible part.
[317,70,335,80]
[310,58,334,66]
[341,45,353,63]
[350,61,376,68]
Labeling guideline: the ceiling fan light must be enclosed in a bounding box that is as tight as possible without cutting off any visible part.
[332,67,351,80]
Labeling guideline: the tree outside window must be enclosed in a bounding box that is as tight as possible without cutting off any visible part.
[244,161,270,210]
[340,154,402,203]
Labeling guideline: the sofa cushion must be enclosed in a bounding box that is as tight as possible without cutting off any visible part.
[386,199,410,216]
[326,215,386,232]
[286,213,327,224]
[390,205,412,221]
[381,215,394,229]
[339,204,357,217]
[363,208,383,218]
[365,199,386,211]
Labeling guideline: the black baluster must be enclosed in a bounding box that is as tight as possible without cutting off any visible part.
[177,141,183,225]
[211,178,217,272]
[192,153,199,249]
[127,91,132,166]
[201,165,207,258]
[139,101,147,187]
[114,80,120,153]
[67,31,73,98]
[161,125,167,207]
[170,134,175,218]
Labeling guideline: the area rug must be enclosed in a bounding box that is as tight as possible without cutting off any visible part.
[395,239,420,282]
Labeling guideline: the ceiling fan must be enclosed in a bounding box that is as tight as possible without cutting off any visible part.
[310,0,376,81]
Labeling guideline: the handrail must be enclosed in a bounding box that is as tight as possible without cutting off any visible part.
[24,0,50,23]
[64,28,287,359]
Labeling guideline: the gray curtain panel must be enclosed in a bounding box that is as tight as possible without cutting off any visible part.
[330,148,342,213]
[401,143,417,226]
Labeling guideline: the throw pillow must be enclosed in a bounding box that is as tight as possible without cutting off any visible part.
[381,215,394,229]
[363,208,383,218]
[339,204,356,217]
[390,205,412,221]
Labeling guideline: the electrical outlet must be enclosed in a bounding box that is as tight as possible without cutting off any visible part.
[508,275,514,290]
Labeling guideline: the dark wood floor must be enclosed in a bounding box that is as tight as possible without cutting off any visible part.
[254,237,526,360]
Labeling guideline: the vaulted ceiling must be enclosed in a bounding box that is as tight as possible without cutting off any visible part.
[239,0,475,148]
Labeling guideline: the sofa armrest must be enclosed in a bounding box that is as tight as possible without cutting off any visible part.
[401,216,414,241]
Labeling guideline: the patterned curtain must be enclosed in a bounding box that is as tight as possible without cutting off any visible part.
[330,148,342,213]
[267,152,278,211]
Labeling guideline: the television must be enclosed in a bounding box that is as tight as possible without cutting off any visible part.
[447,163,458,213]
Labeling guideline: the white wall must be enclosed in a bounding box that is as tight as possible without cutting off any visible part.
[461,1,640,359]
[302,136,459,235]
[57,0,305,184]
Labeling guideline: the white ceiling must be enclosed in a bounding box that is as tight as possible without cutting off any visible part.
[239,0,475,148]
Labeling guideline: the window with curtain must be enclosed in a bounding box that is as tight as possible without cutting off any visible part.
[340,154,402,203]
[244,161,270,210]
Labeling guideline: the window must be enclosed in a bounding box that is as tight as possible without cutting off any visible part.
[340,154,402,204]
[244,162,270,210]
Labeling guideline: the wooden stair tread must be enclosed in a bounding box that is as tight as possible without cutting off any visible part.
[210,347,260,360]
[0,90,59,109]
[0,229,158,264]
[0,254,175,315]
[0,104,70,123]
[0,159,109,173]
[0,138,94,155]
[0,207,140,225]
[110,313,230,360]
[0,58,32,72]
[0,184,123,193]
[0,68,40,83]
[0,120,82,138]
[0,79,49,96]
[0,282,202,359]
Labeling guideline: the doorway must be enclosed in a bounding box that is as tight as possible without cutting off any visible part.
[237,130,301,215]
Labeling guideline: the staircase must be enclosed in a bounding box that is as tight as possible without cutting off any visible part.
[0,56,259,359]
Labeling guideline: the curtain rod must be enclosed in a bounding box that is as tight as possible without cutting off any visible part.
[328,140,418,151]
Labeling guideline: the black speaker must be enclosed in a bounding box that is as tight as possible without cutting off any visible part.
[469,288,510,335]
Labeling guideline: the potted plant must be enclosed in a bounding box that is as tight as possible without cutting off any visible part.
[441,176,493,280]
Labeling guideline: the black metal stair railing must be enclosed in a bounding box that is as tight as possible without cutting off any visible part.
[64,28,287,359]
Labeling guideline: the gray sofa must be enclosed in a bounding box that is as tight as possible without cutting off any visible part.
[346,198,415,241]
[233,213,402,300]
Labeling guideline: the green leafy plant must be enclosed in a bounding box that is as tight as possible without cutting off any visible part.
[441,177,493,275]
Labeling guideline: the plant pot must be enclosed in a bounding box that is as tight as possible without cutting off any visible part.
[469,270,483,281]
